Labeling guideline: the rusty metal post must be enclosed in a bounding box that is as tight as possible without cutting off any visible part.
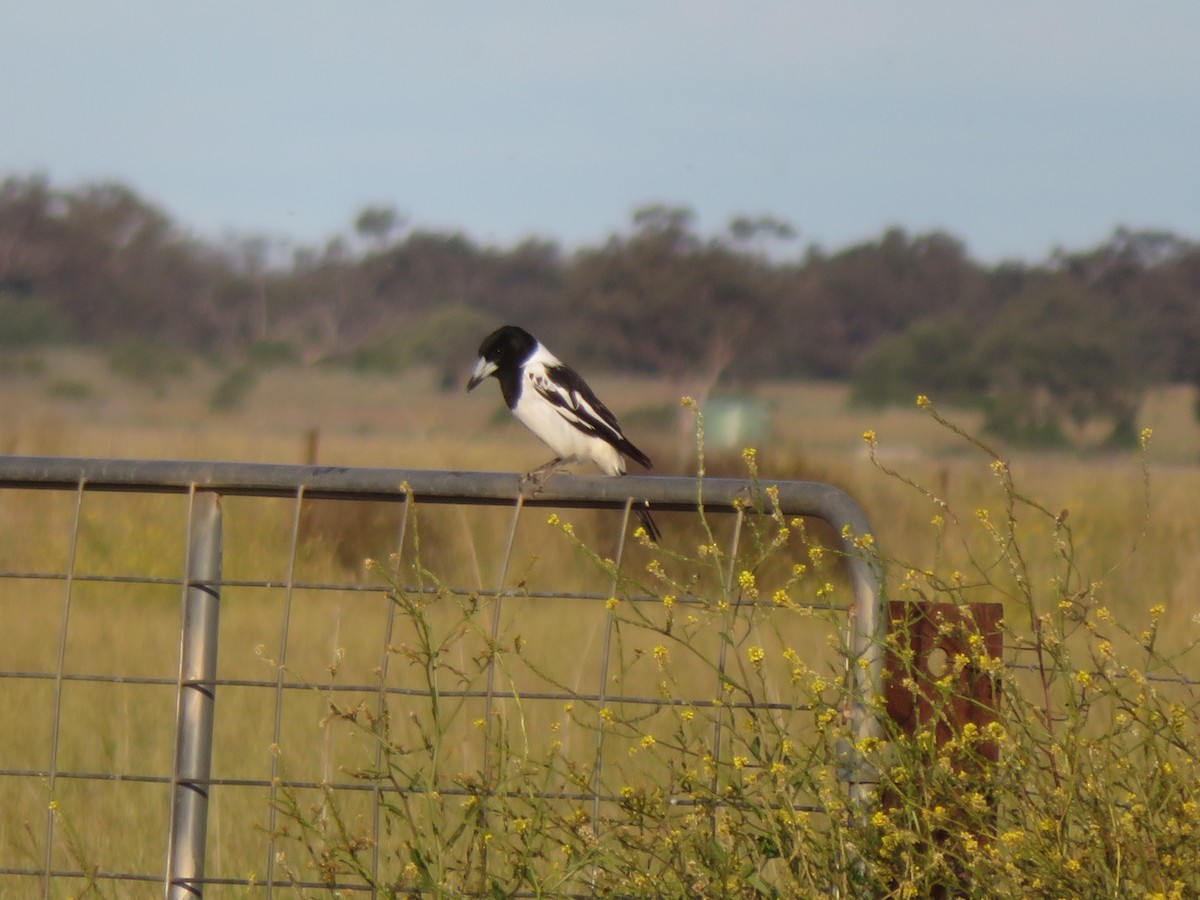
[884,601,1004,898]
[885,601,1003,756]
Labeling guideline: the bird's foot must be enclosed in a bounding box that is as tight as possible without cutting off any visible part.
[520,458,569,495]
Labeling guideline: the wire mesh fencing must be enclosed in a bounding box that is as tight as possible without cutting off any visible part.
[0,456,883,898]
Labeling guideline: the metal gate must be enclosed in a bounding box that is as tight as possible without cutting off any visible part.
[0,456,883,897]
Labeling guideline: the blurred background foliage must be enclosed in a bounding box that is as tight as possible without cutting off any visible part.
[3,173,1199,447]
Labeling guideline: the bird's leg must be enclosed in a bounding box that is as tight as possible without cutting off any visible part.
[520,456,571,493]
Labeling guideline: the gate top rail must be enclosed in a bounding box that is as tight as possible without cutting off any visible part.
[0,455,876,532]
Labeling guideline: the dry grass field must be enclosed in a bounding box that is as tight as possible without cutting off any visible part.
[1,349,1198,896]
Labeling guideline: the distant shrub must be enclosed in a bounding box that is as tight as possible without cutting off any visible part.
[0,294,73,347]
[851,318,987,408]
[46,379,93,402]
[350,331,407,375]
[209,365,258,412]
[980,395,1070,448]
[247,339,299,368]
[107,339,190,391]
[0,353,47,376]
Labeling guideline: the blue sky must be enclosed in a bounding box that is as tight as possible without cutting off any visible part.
[5,2,1197,262]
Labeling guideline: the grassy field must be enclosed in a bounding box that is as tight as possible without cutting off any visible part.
[1,349,1198,896]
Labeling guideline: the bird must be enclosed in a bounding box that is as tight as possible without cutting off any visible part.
[466,324,661,542]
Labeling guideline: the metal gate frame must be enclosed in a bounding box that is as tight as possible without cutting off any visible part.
[0,455,884,898]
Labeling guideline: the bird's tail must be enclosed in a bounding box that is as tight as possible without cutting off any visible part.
[635,501,661,544]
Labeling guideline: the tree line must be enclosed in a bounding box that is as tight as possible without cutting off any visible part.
[2,173,1198,445]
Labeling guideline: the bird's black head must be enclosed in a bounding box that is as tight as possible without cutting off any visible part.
[477,325,536,367]
[466,325,537,391]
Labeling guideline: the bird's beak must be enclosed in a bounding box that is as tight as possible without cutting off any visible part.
[466,357,497,392]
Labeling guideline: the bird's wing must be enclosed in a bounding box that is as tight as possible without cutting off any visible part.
[530,363,624,439]
[530,363,652,468]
